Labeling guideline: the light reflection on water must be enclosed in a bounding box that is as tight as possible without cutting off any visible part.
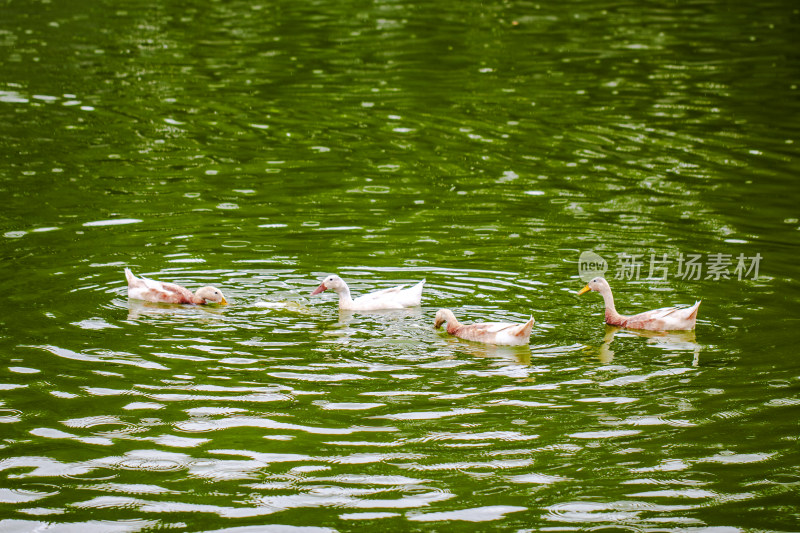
[4,264,779,530]
[3,0,800,529]
[0,266,736,522]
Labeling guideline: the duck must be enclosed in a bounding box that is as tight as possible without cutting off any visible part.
[577,277,699,331]
[310,274,424,311]
[434,308,534,345]
[124,268,227,305]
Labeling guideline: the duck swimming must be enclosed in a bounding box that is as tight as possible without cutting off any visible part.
[434,308,534,345]
[578,277,699,331]
[310,274,424,311]
[124,268,227,305]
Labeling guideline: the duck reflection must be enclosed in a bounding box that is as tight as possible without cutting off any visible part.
[126,299,226,320]
[316,307,425,342]
[596,325,701,365]
[336,307,424,326]
[439,334,532,366]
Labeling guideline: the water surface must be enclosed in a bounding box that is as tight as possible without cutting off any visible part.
[1,0,799,531]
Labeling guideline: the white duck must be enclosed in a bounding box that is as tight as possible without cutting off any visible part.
[434,308,535,346]
[125,268,227,305]
[310,274,424,311]
[578,277,700,331]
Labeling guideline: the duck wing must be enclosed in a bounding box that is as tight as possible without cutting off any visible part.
[455,321,531,345]
[352,280,425,309]
[626,301,701,331]
[127,272,194,304]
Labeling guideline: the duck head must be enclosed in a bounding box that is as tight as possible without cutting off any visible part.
[577,276,611,296]
[433,309,446,329]
[196,286,228,305]
[311,274,346,296]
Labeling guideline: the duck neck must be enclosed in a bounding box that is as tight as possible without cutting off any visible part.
[334,284,354,308]
[445,311,462,334]
[600,286,625,324]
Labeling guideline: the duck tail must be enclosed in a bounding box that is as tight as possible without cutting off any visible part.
[688,300,701,320]
[124,268,136,285]
[412,279,426,301]
[516,315,536,337]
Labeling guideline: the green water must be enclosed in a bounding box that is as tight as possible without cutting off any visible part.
[2,0,799,531]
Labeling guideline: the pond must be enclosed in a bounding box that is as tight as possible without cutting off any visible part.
[1,0,799,531]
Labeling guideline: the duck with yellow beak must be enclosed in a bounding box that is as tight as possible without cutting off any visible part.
[578,277,699,331]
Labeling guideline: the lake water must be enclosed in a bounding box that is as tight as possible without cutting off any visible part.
[1,0,799,531]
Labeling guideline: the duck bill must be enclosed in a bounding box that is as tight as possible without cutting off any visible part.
[310,282,327,296]
[577,285,591,296]
[220,297,228,305]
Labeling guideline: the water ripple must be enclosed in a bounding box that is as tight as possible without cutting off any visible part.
[175,416,396,436]
[407,504,527,522]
